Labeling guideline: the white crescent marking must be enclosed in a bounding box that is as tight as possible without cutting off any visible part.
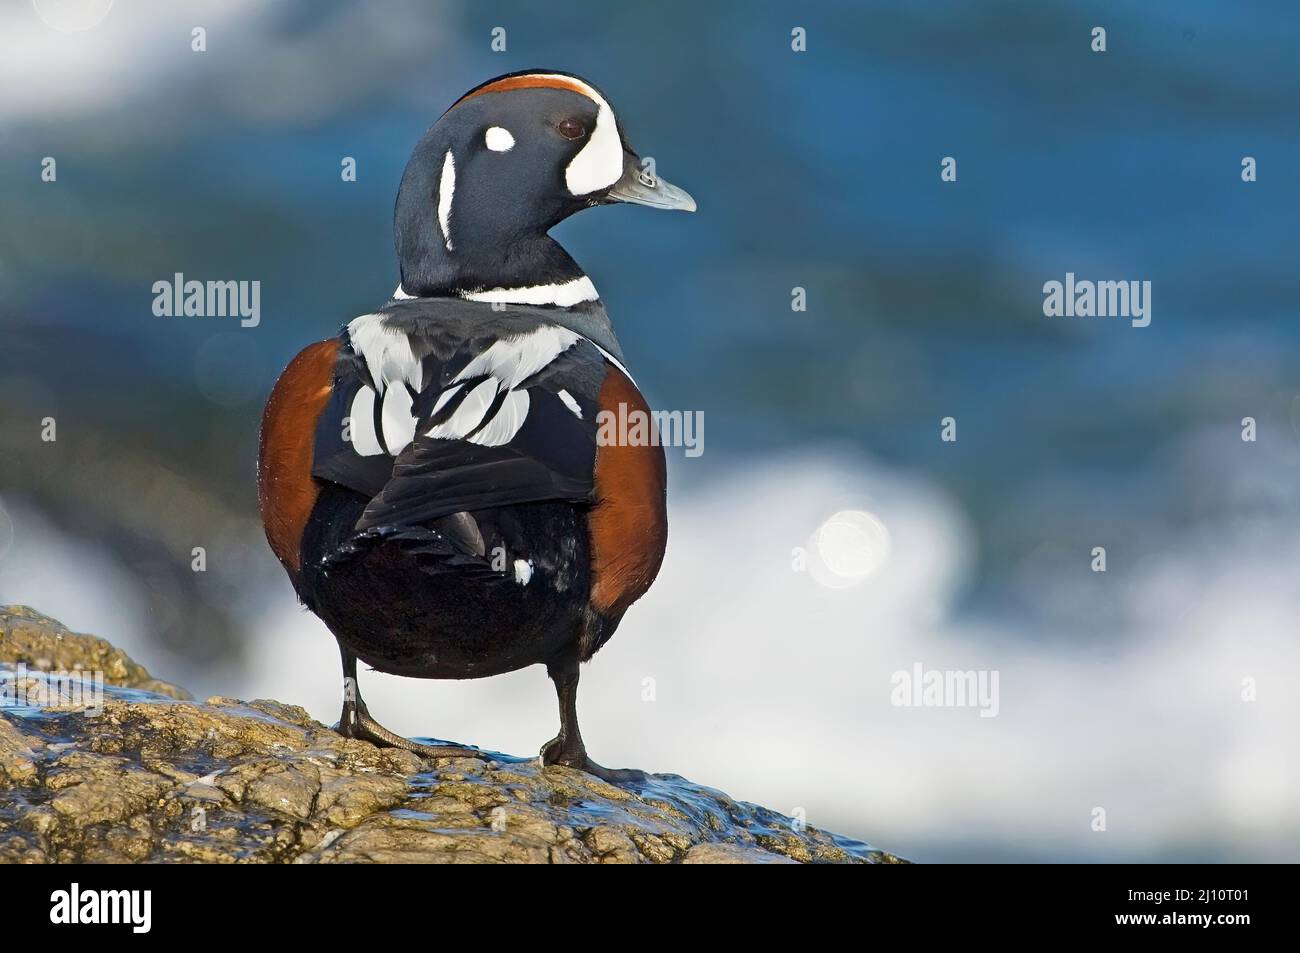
[348,386,384,456]
[438,149,455,251]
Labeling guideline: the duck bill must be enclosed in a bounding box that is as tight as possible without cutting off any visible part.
[606,154,697,212]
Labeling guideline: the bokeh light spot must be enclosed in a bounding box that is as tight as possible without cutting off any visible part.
[807,508,891,589]
[32,0,114,33]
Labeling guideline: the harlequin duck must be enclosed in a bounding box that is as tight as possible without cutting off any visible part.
[257,71,694,781]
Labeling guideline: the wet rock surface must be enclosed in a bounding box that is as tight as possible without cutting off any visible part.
[1,606,190,700]
[0,605,904,864]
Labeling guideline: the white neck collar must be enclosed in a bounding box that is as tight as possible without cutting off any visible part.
[392,276,599,308]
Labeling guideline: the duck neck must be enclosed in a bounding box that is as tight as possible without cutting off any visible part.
[397,227,597,305]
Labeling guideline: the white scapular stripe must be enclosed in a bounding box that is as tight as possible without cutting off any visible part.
[438,149,455,251]
[470,389,530,447]
[557,389,583,419]
[422,326,581,448]
[430,381,464,417]
[381,383,417,454]
[349,321,592,456]
[485,126,515,152]
[461,275,598,307]
[348,386,384,456]
[427,378,497,441]
[347,313,423,393]
[592,341,635,385]
[453,325,580,389]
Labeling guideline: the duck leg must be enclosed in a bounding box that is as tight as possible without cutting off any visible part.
[539,652,645,784]
[335,643,485,760]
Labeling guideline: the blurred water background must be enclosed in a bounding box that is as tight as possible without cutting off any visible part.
[2,0,1298,861]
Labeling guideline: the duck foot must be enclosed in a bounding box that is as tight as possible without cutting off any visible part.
[539,736,646,784]
[335,642,485,760]
[540,653,646,783]
[345,707,486,760]
[567,758,647,785]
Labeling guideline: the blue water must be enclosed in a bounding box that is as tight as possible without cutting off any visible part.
[5,3,1295,592]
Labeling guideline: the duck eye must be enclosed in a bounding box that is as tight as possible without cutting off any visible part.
[557,118,586,140]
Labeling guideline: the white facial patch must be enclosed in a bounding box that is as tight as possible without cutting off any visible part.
[461,73,622,197]
[565,98,622,196]
[489,74,622,197]
[437,149,455,251]
[485,126,515,152]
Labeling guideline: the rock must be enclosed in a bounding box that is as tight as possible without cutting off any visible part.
[681,842,799,864]
[0,606,906,864]
[0,606,190,699]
